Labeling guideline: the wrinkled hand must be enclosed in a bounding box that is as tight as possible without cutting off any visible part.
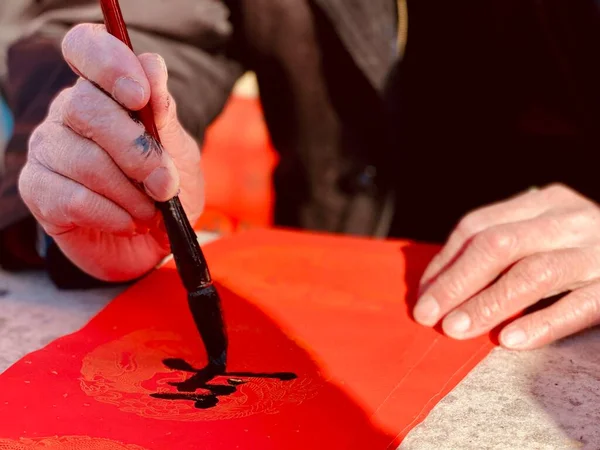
[19,24,204,282]
[413,184,600,350]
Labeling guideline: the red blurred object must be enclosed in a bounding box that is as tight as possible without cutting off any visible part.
[195,95,278,234]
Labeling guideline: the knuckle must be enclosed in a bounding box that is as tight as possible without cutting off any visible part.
[471,297,503,325]
[584,207,600,225]
[435,271,467,301]
[534,318,555,342]
[518,255,559,291]
[541,214,565,234]
[118,159,139,177]
[27,125,61,170]
[62,82,104,139]
[63,186,89,220]
[62,89,85,130]
[542,182,580,203]
[544,182,570,194]
[82,144,107,170]
[120,150,156,178]
[163,93,177,118]
[455,214,482,240]
[74,145,109,185]
[64,23,103,44]
[139,52,166,74]
[563,208,598,230]
[62,25,82,51]
[28,125,48,159]
[125,134,165,175]
[472,228,516,260]
[574,289,600,321]
[62,23,93,54]
[47,87,71,118]
[17,164,37,204]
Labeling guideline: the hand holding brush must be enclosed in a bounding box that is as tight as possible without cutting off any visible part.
[19,1,228,373]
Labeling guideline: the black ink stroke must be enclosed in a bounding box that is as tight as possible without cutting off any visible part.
[149,358,297,410]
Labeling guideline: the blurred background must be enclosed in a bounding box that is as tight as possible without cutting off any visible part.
[193,73,279,235]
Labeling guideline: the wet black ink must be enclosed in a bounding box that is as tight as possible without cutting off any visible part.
[163,358,196,372]
[187,286,228,370]
[150,358,297,409]
[134,132,163,158]
[154,198,229,393]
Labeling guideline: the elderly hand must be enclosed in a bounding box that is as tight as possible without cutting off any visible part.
[18,24,204,282]
[413,184,600,350]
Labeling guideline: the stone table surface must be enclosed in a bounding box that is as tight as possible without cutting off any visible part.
[0,233,599,449]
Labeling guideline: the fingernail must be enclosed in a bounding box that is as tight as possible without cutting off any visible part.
[413,295,440,326]
[501,327,528,348]
[443,311,471,337]
[113,77,145,108]
[143,167,176,201]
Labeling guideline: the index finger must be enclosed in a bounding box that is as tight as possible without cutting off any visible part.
[414,213,586,328]
[419,187,553,291]
[62,23,150,110]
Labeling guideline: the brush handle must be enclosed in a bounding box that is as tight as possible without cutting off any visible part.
[100,0,159,142]
[100,0,212,291]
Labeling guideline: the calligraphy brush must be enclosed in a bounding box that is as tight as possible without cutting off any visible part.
[100,0,228,375]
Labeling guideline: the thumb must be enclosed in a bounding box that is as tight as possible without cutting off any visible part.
[137,53,180,133]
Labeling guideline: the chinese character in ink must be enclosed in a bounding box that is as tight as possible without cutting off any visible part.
[150,358,297,409]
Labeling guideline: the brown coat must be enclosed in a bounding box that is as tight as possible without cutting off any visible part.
[3,1,600,243]
[0,0,403,235]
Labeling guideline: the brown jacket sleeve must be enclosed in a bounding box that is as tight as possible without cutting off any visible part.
[0,0,246,142]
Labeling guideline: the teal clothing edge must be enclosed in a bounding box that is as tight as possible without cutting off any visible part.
[0,97,13,140]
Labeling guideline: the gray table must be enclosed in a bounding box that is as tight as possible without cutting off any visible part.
[1,232,599,449]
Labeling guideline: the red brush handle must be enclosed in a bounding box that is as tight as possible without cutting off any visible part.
[100,0,162,144]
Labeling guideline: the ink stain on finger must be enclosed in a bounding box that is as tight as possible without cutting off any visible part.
[134,132,163,158]
[0,289,8,298]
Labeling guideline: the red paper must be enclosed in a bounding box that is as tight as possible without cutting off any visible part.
[0,230,493,449]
